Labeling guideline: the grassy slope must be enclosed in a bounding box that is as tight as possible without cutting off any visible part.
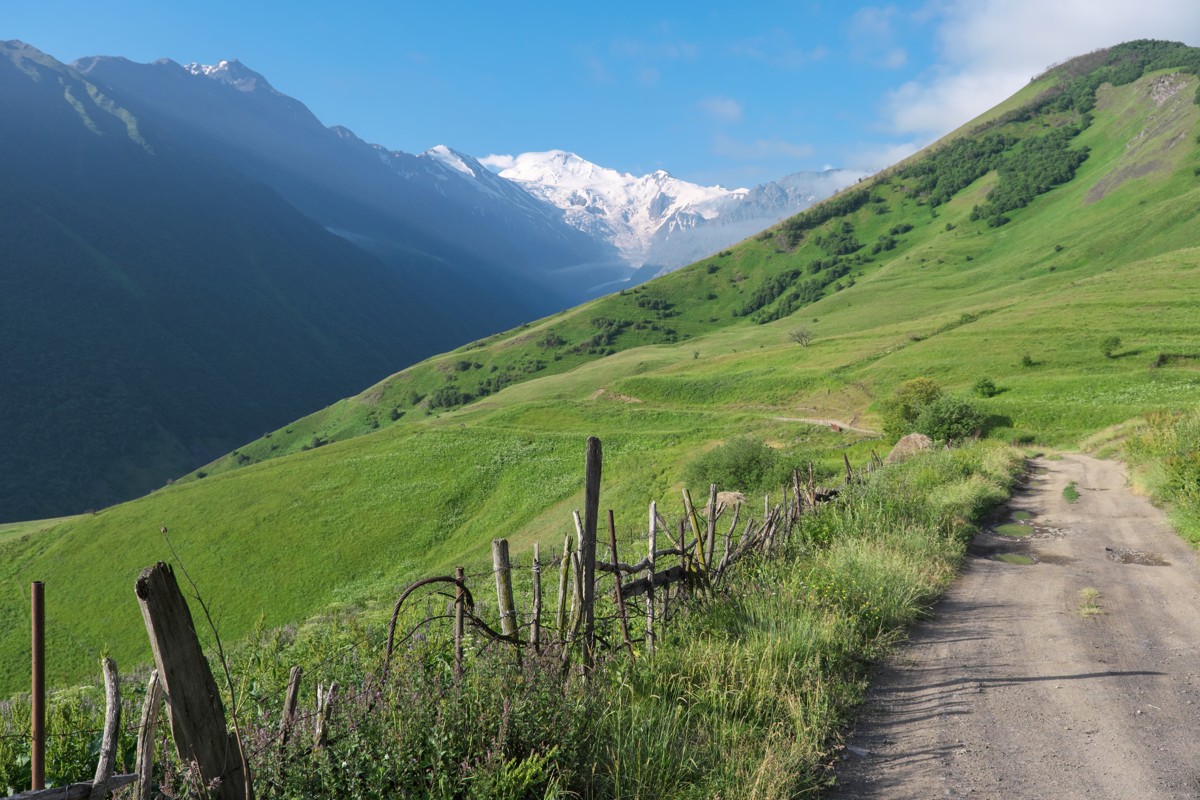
[1,67,1198,695]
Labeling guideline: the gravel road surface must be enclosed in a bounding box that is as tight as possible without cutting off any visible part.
[831,453,1200,799]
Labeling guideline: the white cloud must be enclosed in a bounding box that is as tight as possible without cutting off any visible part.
[848,5,909,69]
[698,95,744,123]
[639,67,661,86]
[730,30,827,69]
[479,153,515,172]
[884,0,1200,137]
[611,37,699,61]
[714,133,814,160]
[847,140,924,172]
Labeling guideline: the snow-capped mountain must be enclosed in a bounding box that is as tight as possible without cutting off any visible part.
[496,151,868,277]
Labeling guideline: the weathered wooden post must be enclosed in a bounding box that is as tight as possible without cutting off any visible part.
[582,436,601,671]
[645,501,657,657]
[531,543,542,653]
[844,453,854,484]
[88,657,121,800]
[492,539,518,639]
[135,562,250,800]
[561,551,584,676]
[555,536,571,642]
[31,581,44,792]
[313,682,337,751]
[681,488,708,569]
[607,511,634,658]
[705,484,718,570]
[279,667,303,746]
[454,566,466,681]
[134,670,164,800]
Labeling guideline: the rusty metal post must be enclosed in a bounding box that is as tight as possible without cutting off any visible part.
[31,580,45,791]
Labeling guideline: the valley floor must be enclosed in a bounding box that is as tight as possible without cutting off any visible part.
[831,453,1200,799]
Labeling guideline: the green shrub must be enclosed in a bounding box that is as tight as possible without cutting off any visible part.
[914,395,985,442]
[684,436,779,492]
[973,376,998,397]
[1101,335,1122,359]
[881,377,943,440]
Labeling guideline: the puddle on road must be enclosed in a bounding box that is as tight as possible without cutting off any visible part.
[1012,511,1033,521]
[1106,548,1170,566]
[994,553,1035,565]
[995,522,1033,537]
[1032,552,1074,565]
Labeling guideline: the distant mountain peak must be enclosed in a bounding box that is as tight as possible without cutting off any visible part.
[495,150,861,272]
[423,144,477,177]
[183,58,275,94]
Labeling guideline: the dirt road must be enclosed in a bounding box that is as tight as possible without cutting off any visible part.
[832,453,1200,799]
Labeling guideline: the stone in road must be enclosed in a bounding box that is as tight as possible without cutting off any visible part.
[832,453,1200,799]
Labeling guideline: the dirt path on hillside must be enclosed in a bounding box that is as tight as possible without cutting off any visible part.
[772,417,879,436]
[831,453,1200,799]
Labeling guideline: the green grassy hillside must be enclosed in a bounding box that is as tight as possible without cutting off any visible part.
[1,41,1198,695]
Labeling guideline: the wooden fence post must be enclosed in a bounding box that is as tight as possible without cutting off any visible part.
[313,682,337,751]
[531,544,542,653]
[607,511,634,658]
[492,539,518,639]
[561,551,584,676]
[844,453,854,484]
[681,489,707,570]
[454,566,466,681]
[582,436,601,672]
[134,562,250,800]
[705,484,718,570]
[87,657,120,800]
[134,670,164,800]
[279,667,303,745]
[645,501,656,657]
[555,536,571,642]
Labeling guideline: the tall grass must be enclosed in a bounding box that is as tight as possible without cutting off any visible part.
[1124,410,1200,545]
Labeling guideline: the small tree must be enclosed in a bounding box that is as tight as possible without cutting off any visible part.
[1101,335,1122,359]
[789,327,813,347]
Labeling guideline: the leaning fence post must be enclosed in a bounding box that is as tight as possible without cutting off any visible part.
[645,501,657,657]
[279,666,303,746]
[844,453,854,484]
[454,566,466,682]
[531,544,542,653]
[561,551,584,676]
[134,562,250,800]
[607,511,634,659]
[492,539,519,640]
[88,656,121,800]
[134,670,164,800]
[681,488,707,569]
[582,436,601,672]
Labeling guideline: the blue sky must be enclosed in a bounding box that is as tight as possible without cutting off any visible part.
[7,1,1199,187]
